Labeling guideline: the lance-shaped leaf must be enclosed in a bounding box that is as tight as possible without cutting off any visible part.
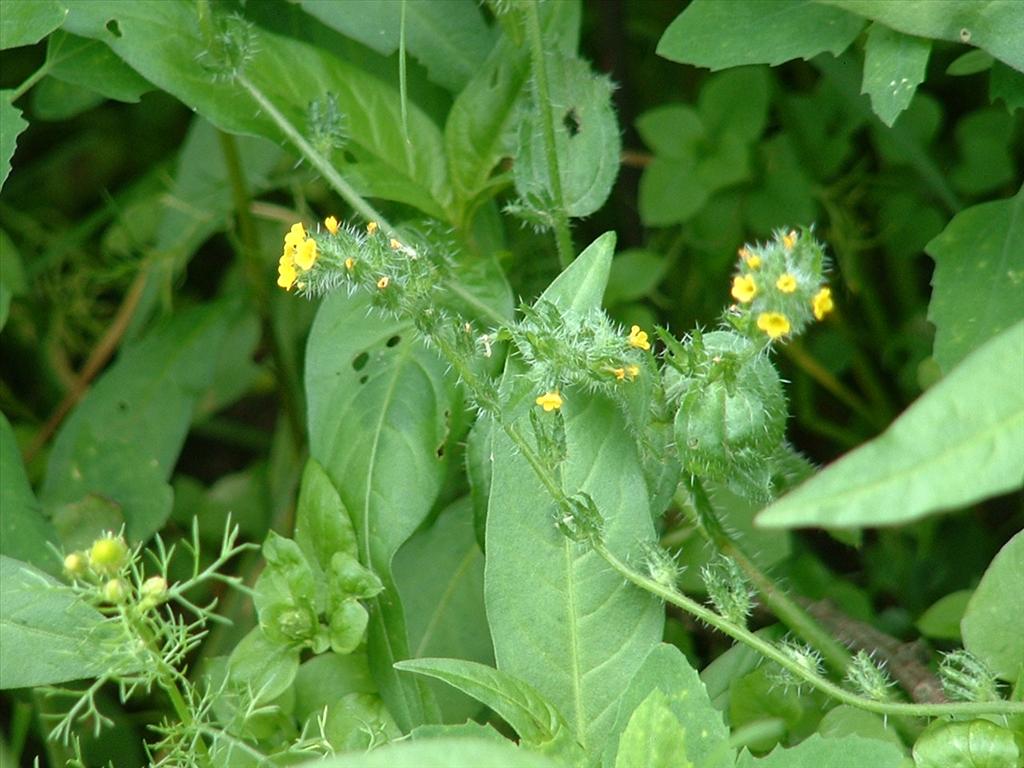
[0,414,60,575]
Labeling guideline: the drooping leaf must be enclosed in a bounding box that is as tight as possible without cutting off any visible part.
[306,737,564,768]
[961,531,1024,682]
[306,292,459,730]
[485,233,663,753]
[0,0,67,50]
[614,689,692,768]
[0,556,136,689]
[861,23,931,126]
[41,301,235,543]
[757,320,1024,528]
[43,31,151,103]
[0,415,59,574]
[297,0,496,93]
[393,498,493,723]
[736,733,906,768]
[912,719,1022,768]
[926,185,1024,373]
[657,0,864,70]
[820,0,1024,73]
[0,92,28,193]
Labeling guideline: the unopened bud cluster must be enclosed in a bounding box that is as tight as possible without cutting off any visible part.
[845,649,896,702]
[939,650,1002,703]
[771,639,825,694]
[64,533,168,611]
[727,228,833,343]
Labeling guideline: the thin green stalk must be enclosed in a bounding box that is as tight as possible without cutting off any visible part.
[678,478,854,675]
[398,0,409,142]
[11,63,51,102]
[524,0,575,267]
[594,540,1024,719]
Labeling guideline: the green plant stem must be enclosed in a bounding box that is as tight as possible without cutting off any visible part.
[593,540,1024,719]
[678,478,854,675]
[524,0,575,268]
[235,73,395,233]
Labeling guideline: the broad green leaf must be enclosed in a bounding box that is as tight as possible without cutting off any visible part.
[926,186,1024,372]
[820,0,1024,73]
[817,706,905,751]
[990,62,1024,113]
[729,668,821,752]
[297,0,495,93]
[861,23,931,126]
[30,76,106,120]
[394,658,572,747]
[657,0,864,70]
[61,1,450,219]
[614,689,692,768]
[949,109,1015,197]
[323,693,402,752]
[745,134,817,236]
[514,54,620,219]
[294,458,358,577]
[393,498,493,723]
[294,651,376,724]
[0,414,59,574]
[411,722,507,743]
[306,292,459,730]
[757,321,1024,528]
[227,628,300,704]
[604,644,732,768]
[736,733,906,768]
[916,589,973,641]
[701,625,787,711]
[605,249,671,306]
[912,719,1022,768]
[41,301,233,542]
[0,0,67,49]
[947,50,995,77]
[0,92,28,193]
[961,531,1024,682]
[305,737,564,768]
[43,31,151,103]
[0,230,26,331]
[0,556,135,688]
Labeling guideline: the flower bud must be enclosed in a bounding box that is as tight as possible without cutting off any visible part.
[103,578,128,604]
[89,535,128,575]
[63,552,87,579]
[138,576,168,610]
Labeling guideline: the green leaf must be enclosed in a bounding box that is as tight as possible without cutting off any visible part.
[227,628,301,704]
[323,693,403,752]
[949,109,1015,197]
[393,498,493,723]
[614,689,693,768]
[0,414,59,574]
[411,722,508,743]
[306,292,459,730]
[0,556,135,689]
[912,719,1022,768]
[820,0,1024,73]
[43,31,151,103]
[294,651,376,724]
[947,49,995,77]
[604,644,732,768]
[989,61,1024,113]
[736,733,906,768]
[757,321,1024,529]
[0,92,28,193]
[861,23,931,126]
[61,1,451,219]
[294,458,358,577]
[41,302,233,542]
[0,0,67,50]
[657,0,864,70]
[297,0,495,93]
[605,249,671,306]
[30,76,105,120]
[817,706,905,752]
[916,589,973,641]
[926,185,1024,373]
[961,531,1024,682]
[394,658,573,747]
[485,235,662,753]
[305,737,564,768]
[729,668,821,752]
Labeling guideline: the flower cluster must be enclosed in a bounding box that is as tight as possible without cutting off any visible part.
[63,534,168,611]
[277,222,320,290]
[728,228,833,343]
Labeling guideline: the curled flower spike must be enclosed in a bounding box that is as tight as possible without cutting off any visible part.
[731,275,757,303]
[377,276,390,289]
[535,391,563,411]
[324,215,340,234]
[757,312,791,339]
[812,287,834,320]
[628,325,651,350]
[783,230,797,249]
[367,221,379,235]
[776,273,797,293]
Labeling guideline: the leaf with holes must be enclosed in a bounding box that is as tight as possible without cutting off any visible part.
[861,23,931,126]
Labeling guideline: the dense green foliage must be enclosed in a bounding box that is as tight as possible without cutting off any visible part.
[1,1,1022,766]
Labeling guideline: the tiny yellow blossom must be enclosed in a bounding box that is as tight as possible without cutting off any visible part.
[782,230,797,250]
[324,215,340,235]
[345,257,355,271]
[757,312,791,339]
[812,287,834,320]
[294,237,317,270]
[389,238,402,250]
[612,367,626,380]
[626,364,640,380]
[739,247,753,261]
[776,273,797,293]
[284,222,306,250]
[367,221,379,235]
[535,391,563,411]
[377,276,390,289]
[277,256,297,290]
[731,274,757,303]
[628,325,651,350]
[746,254,762,269]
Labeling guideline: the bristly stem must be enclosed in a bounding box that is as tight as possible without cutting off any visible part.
[524,0,575,268]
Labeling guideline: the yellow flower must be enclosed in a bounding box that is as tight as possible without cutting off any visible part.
[612,367,626,380]
[731,274,757,303]
[389,238,402,250]
[776,273,797,293]
[90,535,128,575]
[626,364,640,380]
[535,391,563,411]
[345,257,355,271]
[628,325,651,350]
[277,254,297,290]
[324,215,340,235]
[367,221,379,235]
[757,312,791,339]
[739,247,761,269]
[284,222,306,250]
[294,237,317,270]
[812,287,834,320]
[377,276,390,289]
[782,230,797,250]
